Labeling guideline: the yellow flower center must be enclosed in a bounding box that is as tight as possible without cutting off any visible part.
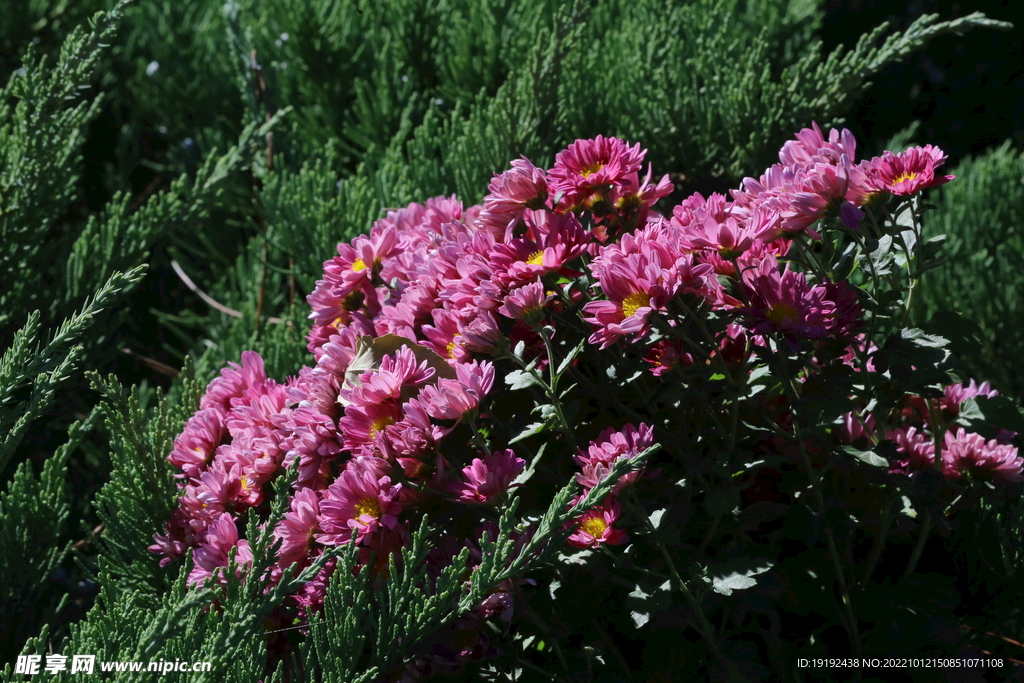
[369,416,395,440]
[580,516,608,539]
[581,162,605,179]
[891,171,918,187]
[354,497,381,521]
[526,250,545,266]
[446,334,462,359]
[766,303,799,324]
[352,257,368,272]
[621,292,650,318]
[241,475,251,492]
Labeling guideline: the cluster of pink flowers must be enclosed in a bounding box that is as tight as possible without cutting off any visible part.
[153,126,992,676]
[839,379,1023,484]
[732,122,953,240]
[889,379,1022,483]
[566,423,655,548]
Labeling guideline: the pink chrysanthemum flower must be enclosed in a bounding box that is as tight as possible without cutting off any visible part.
[341,345,437,408]
[943,428,1024,484]
[305,277,377,334]
[313,326,364,374]
[418,359,495,421]
[458,310,504,356]
[178,461,244,533]
[292,556,336,622]
[149,507,197,566]
[566,498,629,549]
[338,401,404,457]
[188,513,253,586]
[200,351,268,412]
[218,433,286,508]
[420,308,470,362]
[583,251,712,349]
[837,411,877,446]
[575,423,654,492]
[498,280,556,325]
[169,408,226,484]
[488,213,588,287]
[549,136,647,210]
[381,397,451,461]
[283,406,343,491]
[682,209,774,259]
[902,379,1000,428]
[275,488,320,568]
[943,379,999,413]
[776,158,864,237]
[642,339,693,376]
[325,225,399,287]
[778,122,857,169]
[609,164,674,222]
[449,450,526,505]
[670,191,732,233]
[741,257,861,346]
[858,145,955,197]
[886,426,948,476]
[476,157,549,240]
[317,457,403,545]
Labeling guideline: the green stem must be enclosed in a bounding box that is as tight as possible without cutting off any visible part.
[539,326,578,449]
[591,619,634,681]
[630,489,721,657]
[860,498,893,587]
[785,370,862,660]
[926,400,946,472]
[902,510,932,579]
[696,510,722,558]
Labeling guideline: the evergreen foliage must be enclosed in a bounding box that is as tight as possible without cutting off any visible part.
[0,415,94,656]
[920,141,1024,400]
[0,267,146,473]
[0,4,127,327]
[0,0,1019,679]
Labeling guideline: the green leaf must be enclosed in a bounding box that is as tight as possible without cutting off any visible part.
[706,488,740,518]
[505,369,543,391]
[710,559,774,596]
[842,445,890,468]
[509,422,548,445]
[627,579,673,628]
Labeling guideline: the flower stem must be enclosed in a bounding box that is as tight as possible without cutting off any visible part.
[539,326,577,449]
[591,619,634,681]
[860,498,893,586]
[902,510,932,579]
[791,410,862,659]
[629,489,721,657]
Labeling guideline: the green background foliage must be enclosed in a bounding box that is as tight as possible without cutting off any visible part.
[0,0,1021,678]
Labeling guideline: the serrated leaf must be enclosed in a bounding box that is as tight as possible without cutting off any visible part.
[509,421,548,445]
[516,441,546,481]
[627,579,672,628]
[965,395,1024,433]
[900,328,949,348]
[506,369,543,391]
[842,445,889,468]
[556,340,586,376]
[710,559,774,596]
